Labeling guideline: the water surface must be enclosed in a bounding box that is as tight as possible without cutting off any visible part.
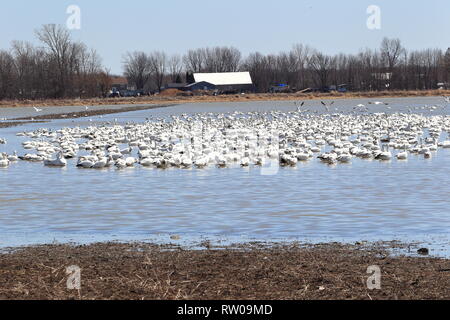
[1,97,449,255]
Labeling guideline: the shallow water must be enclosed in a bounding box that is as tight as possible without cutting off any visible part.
[1,97,449,255]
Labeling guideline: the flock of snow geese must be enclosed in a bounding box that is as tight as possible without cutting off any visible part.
[1,99,450,170]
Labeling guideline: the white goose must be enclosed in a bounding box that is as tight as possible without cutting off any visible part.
[0,153,10,167]
[375,145,392,161]
[8,151,19,162]
[396,147,408,160]
[44,152,67,167]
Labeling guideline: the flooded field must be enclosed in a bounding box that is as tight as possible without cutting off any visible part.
[0,97,449,255]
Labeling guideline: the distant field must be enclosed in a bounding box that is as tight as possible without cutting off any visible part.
[1,89,449,108]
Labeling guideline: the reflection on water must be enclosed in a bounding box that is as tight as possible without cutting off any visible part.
[0,97,449,251]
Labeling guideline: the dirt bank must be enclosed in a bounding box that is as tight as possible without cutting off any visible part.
[0,242,448,300]
[0,121,48,129]
[1,90,449,109]
[0,104,174,129]
[12,104,174,121]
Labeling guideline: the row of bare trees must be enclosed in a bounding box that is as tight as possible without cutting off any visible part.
[124,39,450,93]
[242,39,450,92]
[1,26,449,99]
[123,46,242,92]
[0,24,110,100]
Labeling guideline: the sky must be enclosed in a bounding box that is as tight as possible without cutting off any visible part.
[0,0,449,74]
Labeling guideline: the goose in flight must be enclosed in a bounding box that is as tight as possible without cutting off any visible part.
[295,101,306,112]
[321,101,334,112]
[33,107,43,112]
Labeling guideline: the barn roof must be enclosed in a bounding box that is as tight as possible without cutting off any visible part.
[193,72,253,86]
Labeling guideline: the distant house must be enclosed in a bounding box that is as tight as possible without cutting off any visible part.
[162,83,188,91]
[189,72,255,93]
[110,76,135,92]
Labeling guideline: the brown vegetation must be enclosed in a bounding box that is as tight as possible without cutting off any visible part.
[0,242,448,300]
[13,104,173,121]
[0,89,449,109]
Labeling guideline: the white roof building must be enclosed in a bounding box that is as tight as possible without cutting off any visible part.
[193,72,253,86]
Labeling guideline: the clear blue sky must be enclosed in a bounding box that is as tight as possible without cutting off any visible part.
[1,0,449,74]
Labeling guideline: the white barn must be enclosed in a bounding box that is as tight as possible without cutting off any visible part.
[192,72,255,93]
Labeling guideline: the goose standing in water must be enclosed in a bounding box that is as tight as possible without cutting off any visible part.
[8,151,19,162]
[375,145,392,160]
[5,108,450,172]
[125,157,137,167]
[92,156,111,169]
[396,147,408,160]
[0,153,10,167]
[44,152,67,167]
[337,153,352,163]
[77,156,95,168]
[115,158,128,169]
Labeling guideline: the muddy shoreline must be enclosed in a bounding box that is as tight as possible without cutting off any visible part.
[1,89,449,109]
[0,104,174,129]
[13,104,174,121]
[0,121,48,129]
[0,242,448,300]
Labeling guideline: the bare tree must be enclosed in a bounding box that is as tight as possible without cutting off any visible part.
[308,51,334,89]
[0,51,16,99]
[11,41,38,98]
[444,48,450,83]
[183,48,206,73]
[98,68,113,97]
[202,47,241,73]
[123,51,151,90]
[242,52,271,92]
[35,24,73,97]
[148,51,167,92]
[290,44,312,90]
[168,54,183,83]
[380,38,405,70]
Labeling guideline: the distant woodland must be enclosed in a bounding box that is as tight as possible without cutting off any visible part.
[0,24,449,99]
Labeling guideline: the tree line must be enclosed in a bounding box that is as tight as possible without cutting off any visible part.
[0,24,449,100]
[126,39,450,93]
[0,24,110,100]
